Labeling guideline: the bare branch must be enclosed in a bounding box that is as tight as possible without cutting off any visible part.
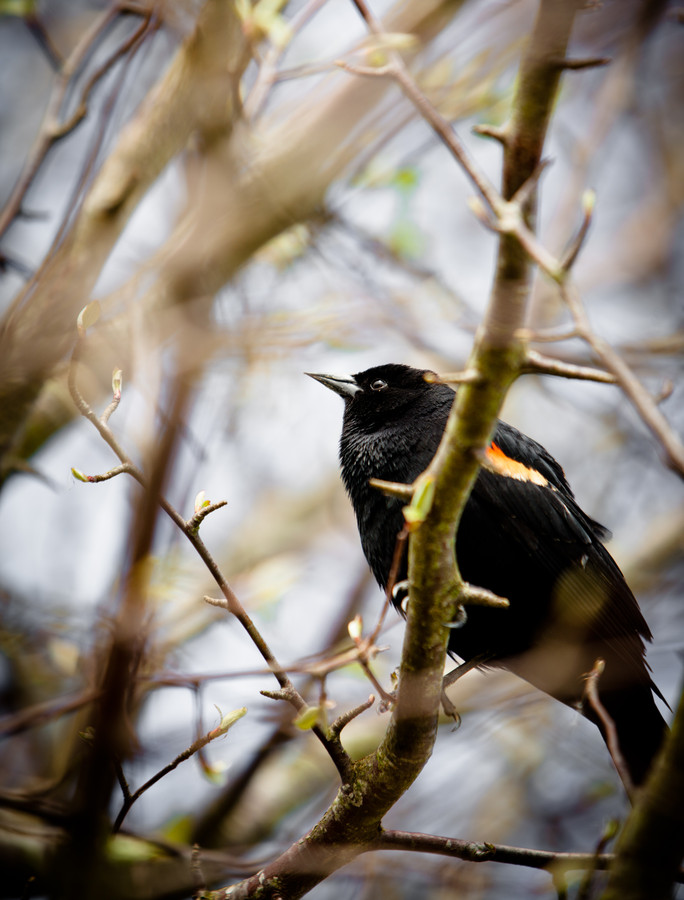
[560,188,596,272]
[553,56,611,70]
[51,10,157,140]
[523,349,616,383]
[0,5,120,242]
[583,659,635,800]
[425,369,481,385]
[68,330,352,782]
[244,0,331,118]
[329,695,376,738]
[113,707,247,832]
[186,500,229,534]
[368,478,414,501]
[459,583,509,609]
[472,122,508,145]
[560,282,684,477]
[376,828,614,873]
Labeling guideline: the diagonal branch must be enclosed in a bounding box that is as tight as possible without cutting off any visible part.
[0,0,250,473]
[560,282,684,476]
[68,333,352,782]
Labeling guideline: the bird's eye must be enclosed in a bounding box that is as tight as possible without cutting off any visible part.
[370,379,387,391]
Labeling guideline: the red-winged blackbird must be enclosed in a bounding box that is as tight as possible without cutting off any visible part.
[309,363,667,788]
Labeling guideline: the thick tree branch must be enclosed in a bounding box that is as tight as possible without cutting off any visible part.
[599,679,684,900]
[0,0,249,474]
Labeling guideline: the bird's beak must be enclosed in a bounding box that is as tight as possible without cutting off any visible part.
[306,372,361,399]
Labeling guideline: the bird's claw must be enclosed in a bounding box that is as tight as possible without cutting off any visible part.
[444,605,468,629]
[391,579,410,613]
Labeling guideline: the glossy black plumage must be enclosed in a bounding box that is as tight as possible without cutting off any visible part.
[310,363,667,787]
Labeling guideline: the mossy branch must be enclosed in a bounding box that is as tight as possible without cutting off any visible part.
[597,681,684,900]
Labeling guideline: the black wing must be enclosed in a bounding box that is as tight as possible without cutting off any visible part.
[452,456,659,696]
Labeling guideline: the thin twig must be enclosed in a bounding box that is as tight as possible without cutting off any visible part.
[0,689,99,738]
[53,10,155,139]
[554,56,611,71]
[343,0,502,213]
[25,15,64,69]
[459,583,509,609]
[442,657,486,692]
[244,0,331,119]
[72,462,136,482]
[368,478,414,501]
[343,1,684,481]
[0,4,129,240]
[329,695,375,738]
[560,189,595,271]
[113,709,246,832]
[100,369,122,424]
[560,282,684,477]
[68,333,352,782]
[517,325,580,343]
[370,527,408,643]
[187,500,228,534]
[114,759,132,803]
[577,819,619,900]
[583,659,635,801]
[523,349,616,383]
[375,828,614,873]
[426,369,481,386]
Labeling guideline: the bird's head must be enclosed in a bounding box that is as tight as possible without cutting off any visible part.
[307,364,452,431]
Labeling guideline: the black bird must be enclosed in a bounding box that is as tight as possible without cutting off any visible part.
[309,363,667,788]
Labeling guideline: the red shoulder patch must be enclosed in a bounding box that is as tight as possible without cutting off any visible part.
[484,442,548,486]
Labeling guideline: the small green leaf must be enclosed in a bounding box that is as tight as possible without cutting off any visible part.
[293,705,322,731]
[582,187,596,217]
[200,759,229,785]
[388,219,425,260]
[403,472,435,530]
[0,0,37,15]
[107,834,163,862]
[112,368,123,396]
[76,300,101,335]
[604,818,620,842]
[392,167,419,193]
[215,705,247,736]
[71,467,88,482]
[347,615,363,641]
[162,814,193,844]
